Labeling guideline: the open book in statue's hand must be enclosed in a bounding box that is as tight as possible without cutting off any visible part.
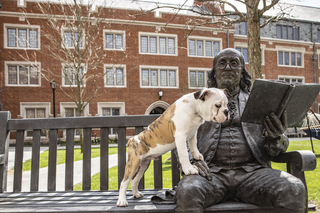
[241,79,320,127]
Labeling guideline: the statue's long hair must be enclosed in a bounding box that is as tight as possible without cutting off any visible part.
[207,48,252,94]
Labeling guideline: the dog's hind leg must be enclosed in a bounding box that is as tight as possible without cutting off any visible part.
[117,145,141,207]
[131,158,151,198]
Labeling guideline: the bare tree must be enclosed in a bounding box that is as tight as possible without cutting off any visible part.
[134,0,292,81]
[16,0,130,152]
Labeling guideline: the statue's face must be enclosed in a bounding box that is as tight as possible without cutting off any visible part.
[214,51,243,90]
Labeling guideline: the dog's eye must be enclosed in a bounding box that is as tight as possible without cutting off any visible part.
[215,104,221,109]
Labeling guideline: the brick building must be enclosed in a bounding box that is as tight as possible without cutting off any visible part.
[0,0,320,141]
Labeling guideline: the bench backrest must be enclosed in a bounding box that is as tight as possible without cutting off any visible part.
[0,111,181,193]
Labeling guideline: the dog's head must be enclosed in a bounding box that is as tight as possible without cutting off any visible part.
[194,88,229,123]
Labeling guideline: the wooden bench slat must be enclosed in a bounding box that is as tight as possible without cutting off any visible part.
[117,127,126,189]
[30,130,41,192]
[47,129,58,191]
[135,127,145,190]
[154,157,163,189]
[83,128,92,191]
[65,129,74,191]
[13,130,24,192]
[100,127,109,190]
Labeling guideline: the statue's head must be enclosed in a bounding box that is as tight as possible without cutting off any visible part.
[208,48,251,93]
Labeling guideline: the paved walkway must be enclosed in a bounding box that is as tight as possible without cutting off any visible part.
[6,145,120,192]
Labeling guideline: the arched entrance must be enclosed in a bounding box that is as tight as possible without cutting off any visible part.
[145,101,170,115]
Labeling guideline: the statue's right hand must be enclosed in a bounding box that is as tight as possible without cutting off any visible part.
[190,159,212,181]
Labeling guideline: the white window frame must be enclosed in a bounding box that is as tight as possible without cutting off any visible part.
[276,46,305,68]
[139,32,178,56]
[188,67,211,89]
[188,36,222,58]
[62,63,86,87]
[103,30,126,51]
[278,75,305,83]
[104,64,127,88]
[139,65,179,88]
[5,61,41,87]
[4,24,40,50]
[19,102,51,138]
[61,27,85,49]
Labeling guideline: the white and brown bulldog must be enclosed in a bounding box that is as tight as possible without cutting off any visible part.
[117,88,229,207]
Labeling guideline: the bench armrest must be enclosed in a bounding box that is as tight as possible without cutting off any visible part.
[270,150,317,171]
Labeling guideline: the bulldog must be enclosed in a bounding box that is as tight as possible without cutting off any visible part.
[117,88,229,207]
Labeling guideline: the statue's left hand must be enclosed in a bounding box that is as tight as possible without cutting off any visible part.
[263,110,287,139]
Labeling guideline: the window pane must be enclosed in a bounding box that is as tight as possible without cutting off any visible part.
[64,32,73,47]
[116,68,124,85]
[151,69,158,86]
[282,26,287,39]
[102,108,111,116]
[106,68,114,85]
[278,51,283,65]
[19,66,28,84]
[142,69,149,86]
[190,71,197,87]
[291,52,296,66]
[276,25,282,39]
[169,70,176,87]
[205,41,212,56]
[150,37,157,53]
[74,32,82,47]
[29,29,38,48]
[115,34,123,49]
[65,108,74,117]
[26,109,35,118]
[106,34,114,49]
[288,27,293,40]
[141,36,148,53]
[240,22,246,35]
[198,71,205,87]
[112,108,120,116]
[30,66,38,85]
[284,52,289,65]
[318,29,320,43]
[160,70,167,86]
[189,39,195,55]
[168,38,175,54]
[37,109,45,118]
[8,28,16,47]
[65,67,73,85]
[242,48,248,63]
[8,66,17,84]
[18,29,27,47]
[234,22,240,35]
[197,40,203,56]
[213,42,220,56]
[294,28,299,40]
[159,37,166,54]
[297,53,301,66]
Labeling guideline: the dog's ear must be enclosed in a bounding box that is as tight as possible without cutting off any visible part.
[221,89,230,97]
[194,89,213,101]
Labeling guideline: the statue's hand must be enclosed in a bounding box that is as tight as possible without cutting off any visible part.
[190,159,212,181]
[263,110,287,139]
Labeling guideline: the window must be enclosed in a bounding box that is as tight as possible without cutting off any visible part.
[141,67,178,88]
[276,25,299,40]
[6,63,40,86]
[235,47,248,63]
[65,108,81,135]
[140,33,177,55]
[63,66,85,86]
[104,30,125,50]
[102,108,120,134]
[278,51,302,67]
[188,38,220,57]
[63,30,83,48]
[105,65,126,87]
[234,22,247,35]
[26,108,47,137]
[278,76,304,84]
[189,68,210,88]
[5,25,39,49]
[318,29,320,43]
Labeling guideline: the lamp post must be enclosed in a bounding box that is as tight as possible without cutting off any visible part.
[50,81,57,117]
[159,89,163,100]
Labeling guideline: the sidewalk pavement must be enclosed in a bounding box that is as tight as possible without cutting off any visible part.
[6,145,120,192]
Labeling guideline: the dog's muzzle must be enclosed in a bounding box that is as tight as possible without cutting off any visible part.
[224,109,229,121]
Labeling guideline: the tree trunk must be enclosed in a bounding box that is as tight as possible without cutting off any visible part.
[246,0,262,83]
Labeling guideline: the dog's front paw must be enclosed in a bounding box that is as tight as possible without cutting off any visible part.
[133,191,144,198]
[192,152,204,161]
[182,165,199,175]
[117,199,128,207]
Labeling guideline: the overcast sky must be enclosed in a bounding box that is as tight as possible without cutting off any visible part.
[284,0,319,8]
